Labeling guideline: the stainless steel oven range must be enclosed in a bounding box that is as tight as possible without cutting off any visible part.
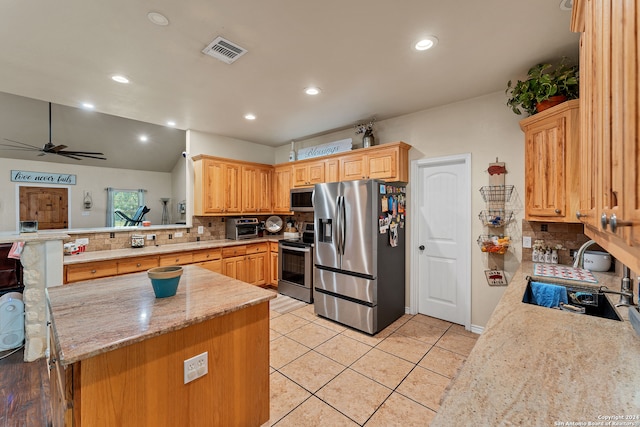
[278,223,314,303]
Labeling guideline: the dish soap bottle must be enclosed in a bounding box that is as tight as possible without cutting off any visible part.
[289,141,296,162]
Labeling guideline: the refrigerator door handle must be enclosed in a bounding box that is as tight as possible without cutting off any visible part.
[336,195,342,255]
[340,195,346,255]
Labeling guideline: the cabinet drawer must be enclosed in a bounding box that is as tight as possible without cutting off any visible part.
[269,242,279,252]
[222,245,247,258]
[159,253,194,266]
[65,261,118,283]
[246,243,267,254]
[196,259,222,274]
[192,248,222,263]
[117,256,159,274]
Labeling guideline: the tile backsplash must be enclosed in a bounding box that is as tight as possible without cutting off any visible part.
[521,220,592,266]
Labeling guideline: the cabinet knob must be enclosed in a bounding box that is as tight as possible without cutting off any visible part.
[576,211,587,220]
[136,263,141,267]
[601,213,609,230]
[554,209,561,214]
[91,269,97,274]
[419,245,425,250]
[609,214,633,233]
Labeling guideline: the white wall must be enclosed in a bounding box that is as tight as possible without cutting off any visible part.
[279,91,525,328]
[0,158,174,231]
[187,130,275,165]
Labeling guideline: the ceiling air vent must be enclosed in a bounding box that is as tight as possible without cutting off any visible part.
[202,36,247,64]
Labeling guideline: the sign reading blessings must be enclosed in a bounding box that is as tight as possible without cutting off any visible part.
[296,138,353,160]
[11,170,77,185]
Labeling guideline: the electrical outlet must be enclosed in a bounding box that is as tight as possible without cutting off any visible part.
[198,226,204,234]
[522,236,532,248]
[175,232,183,238]
[184,351,208,384]
[146,234,156,240]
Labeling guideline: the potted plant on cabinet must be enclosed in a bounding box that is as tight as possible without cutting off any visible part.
[506,58,579,116]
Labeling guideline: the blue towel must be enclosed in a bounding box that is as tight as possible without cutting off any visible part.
[530,281,568,308]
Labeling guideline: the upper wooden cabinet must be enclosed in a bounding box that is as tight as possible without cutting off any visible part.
[292,160,326,187]
[194,156,271,216]
[273,165,293,214]
[338,143,410,182]
[520,100,580,222]
[572,0,640,273]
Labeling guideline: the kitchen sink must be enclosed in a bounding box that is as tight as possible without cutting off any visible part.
[522,279,622,321]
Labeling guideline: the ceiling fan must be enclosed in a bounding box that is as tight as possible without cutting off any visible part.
[1,102,107,160]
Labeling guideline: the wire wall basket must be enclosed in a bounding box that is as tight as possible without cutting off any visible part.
[479,185,514,203]
[477,235,510,254]
[478,210,514,227]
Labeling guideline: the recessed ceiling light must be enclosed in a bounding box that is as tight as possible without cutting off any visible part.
[166,120,176,127]
[305,87,321,95]
[82,102,95,110]
[111,75,130,84]
[139,135,148,142]
[244,114,256,120]
[415,36,438,51]
[147,11,169,26]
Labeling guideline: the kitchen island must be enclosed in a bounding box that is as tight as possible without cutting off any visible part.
[432,262,640,426]
[47,264,276,427]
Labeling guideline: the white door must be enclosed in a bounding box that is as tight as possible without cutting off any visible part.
[412,154,470,327]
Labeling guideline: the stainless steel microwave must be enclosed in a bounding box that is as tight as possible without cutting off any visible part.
[290,187,314,212]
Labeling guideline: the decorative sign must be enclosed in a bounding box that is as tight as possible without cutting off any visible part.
[485,269,508,286]
[297,138,352,160]
[11,170,76,185]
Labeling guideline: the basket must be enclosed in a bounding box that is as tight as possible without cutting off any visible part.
[477,235,510,254]
[479,185,514,203]
[478,210,514,227]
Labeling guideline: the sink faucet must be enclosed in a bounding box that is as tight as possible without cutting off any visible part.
[598,266,635,307]
[573,239,598,269]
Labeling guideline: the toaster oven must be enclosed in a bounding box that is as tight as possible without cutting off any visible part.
[226,218,259,240]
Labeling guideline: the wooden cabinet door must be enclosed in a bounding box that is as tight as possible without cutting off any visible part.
[273,165,292,213]
[270,251,278,286]
[292,164,309,187]
[201,161,225,214]
[257,167,272,213]
[242,166,258,213]
[222,255,245,281]
[307,161,325,185]
[325,159,339,183]
[625,0,640,247]
[524,116,566,219]
[366,148,398,180]
[340,153,366,181]
[224,163,242,213]
[65,260,118,283]
[196,259,222,274]
[247,252,267,285]
[49,325,73,427]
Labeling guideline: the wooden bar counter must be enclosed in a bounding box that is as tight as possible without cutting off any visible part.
[47,265,276,427]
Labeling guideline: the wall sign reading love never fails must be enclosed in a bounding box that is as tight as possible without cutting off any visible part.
[11,170,77,185]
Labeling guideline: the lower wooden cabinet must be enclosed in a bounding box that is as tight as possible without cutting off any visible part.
[65,260,118,283]
[269,242,279,286]
[221,243,269,286]
[49,325,74,427]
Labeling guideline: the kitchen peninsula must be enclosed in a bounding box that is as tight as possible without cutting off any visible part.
[47,265,275,427]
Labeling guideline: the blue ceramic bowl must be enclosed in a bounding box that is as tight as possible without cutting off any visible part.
[147,266,183,298]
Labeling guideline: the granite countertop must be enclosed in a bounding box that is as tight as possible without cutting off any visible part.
[47,265,276,366]
[432,262,640,425]
[63,235,285,265]
[0,231,70,244]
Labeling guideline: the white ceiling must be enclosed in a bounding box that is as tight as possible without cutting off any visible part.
[0,0,579,170]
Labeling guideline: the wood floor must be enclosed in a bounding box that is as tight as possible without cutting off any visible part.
[0,347,51,427]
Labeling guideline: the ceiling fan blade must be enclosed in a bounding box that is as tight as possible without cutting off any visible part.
[57,151,107,160]
[2,138,42,150]
[56,152,83,160]
[0,144,41,151]
[46,144,68,153]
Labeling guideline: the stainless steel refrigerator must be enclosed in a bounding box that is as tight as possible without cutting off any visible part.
[314,179,406,334]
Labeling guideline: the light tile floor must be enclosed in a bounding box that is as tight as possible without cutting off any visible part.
[264,304,479,426]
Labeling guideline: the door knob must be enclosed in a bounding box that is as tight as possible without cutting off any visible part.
[419,245,425,250]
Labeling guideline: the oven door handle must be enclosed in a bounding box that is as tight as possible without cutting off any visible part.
[279,244,311,253]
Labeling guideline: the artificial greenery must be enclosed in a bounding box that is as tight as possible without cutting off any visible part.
[506,59,579,115]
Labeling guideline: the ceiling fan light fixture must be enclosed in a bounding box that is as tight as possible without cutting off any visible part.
[111,75,130,84]
[415,36,438,51]
[244,113,256,120]
[139,135,149,142]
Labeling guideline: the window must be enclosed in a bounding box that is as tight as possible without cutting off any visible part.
[106,188,146,227]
